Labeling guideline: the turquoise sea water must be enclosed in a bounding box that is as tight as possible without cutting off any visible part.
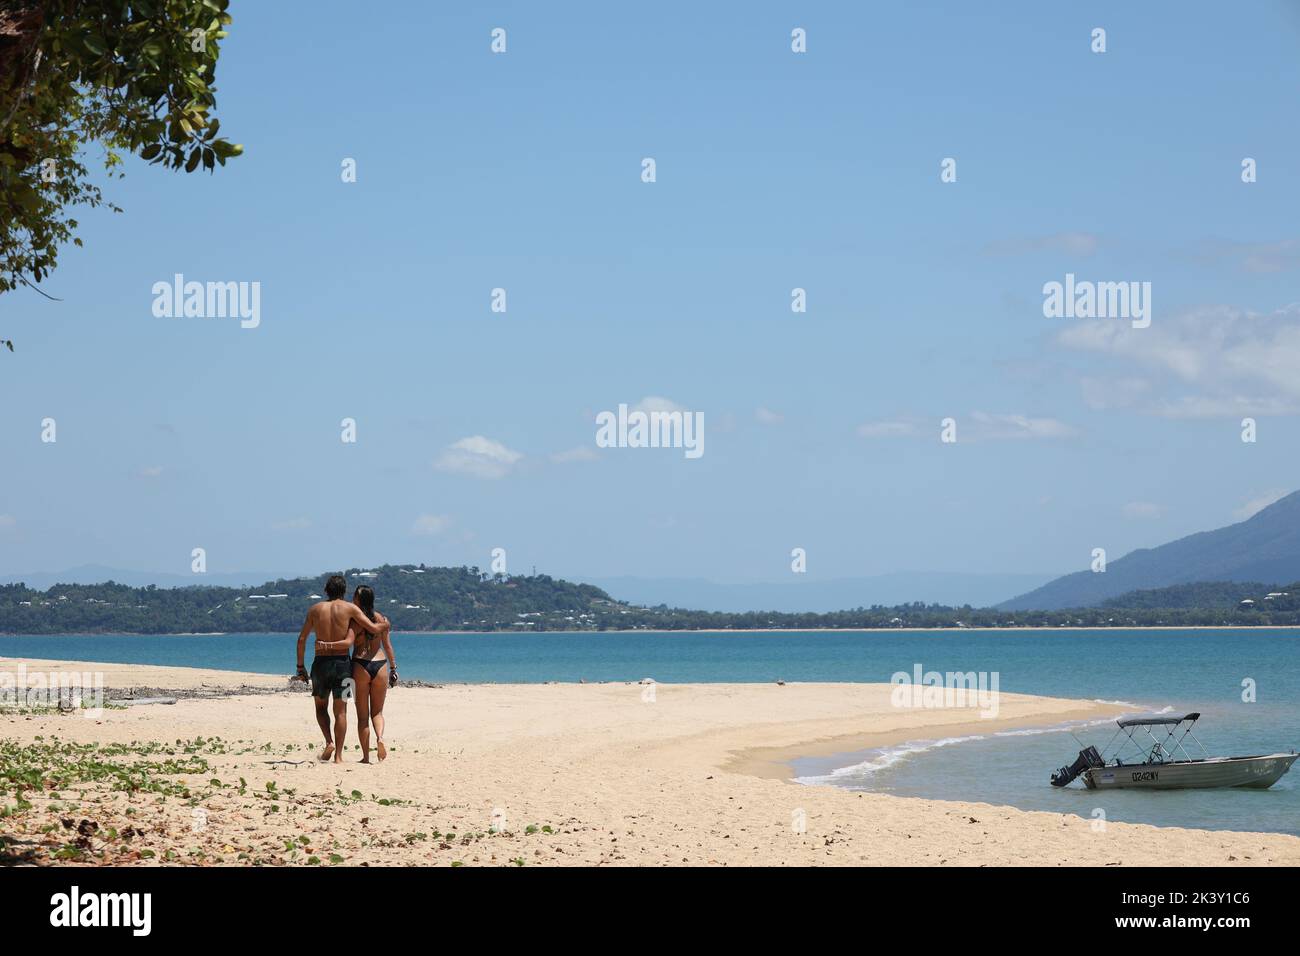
[5,629,1298,835]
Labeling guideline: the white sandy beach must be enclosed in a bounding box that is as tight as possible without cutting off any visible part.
[2,656,1297,866]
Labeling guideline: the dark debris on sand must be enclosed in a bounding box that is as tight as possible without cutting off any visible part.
[105,678,443,702]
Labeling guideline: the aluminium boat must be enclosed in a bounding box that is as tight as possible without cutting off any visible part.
[1050,712,1296,790]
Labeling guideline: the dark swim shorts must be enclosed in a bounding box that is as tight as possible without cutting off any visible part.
[310,655,353,700]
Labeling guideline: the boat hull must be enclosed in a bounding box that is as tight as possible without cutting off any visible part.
[1082,753,1297,790]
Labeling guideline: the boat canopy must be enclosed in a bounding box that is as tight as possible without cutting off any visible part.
[1117,712,1200,728]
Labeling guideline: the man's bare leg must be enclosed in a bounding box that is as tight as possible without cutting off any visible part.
[314,696,335,761]
[332,697,348,763]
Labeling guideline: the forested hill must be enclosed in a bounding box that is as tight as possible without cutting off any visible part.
[0,565,616,634]
[4,564,1300,633]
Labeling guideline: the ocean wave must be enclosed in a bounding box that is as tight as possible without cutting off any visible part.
[795,735,985,785]
[795,707,1166,786]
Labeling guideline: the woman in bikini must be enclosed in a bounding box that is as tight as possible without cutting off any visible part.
[348,585,397,762]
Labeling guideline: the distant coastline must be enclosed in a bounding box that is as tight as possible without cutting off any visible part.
[4,563,1300,635]
[5,624,1300,638]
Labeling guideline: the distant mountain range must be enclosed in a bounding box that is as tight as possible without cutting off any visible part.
[8,490,1299,617]
[1000,490,1300,611]
[588,572,1058,613]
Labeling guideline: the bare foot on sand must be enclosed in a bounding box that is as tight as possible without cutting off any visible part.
[320,743,335,762]
[377,740,387,762]
[359,756,370,764]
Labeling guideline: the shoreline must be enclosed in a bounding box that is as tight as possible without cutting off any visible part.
[3,624,1300,638]
[724,703,1124,781]
[3,659,1298,865]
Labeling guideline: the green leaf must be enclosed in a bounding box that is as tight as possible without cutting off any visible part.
[0,0,240,300]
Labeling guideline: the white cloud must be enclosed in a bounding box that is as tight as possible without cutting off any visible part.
[855,414,1074,440]
[1196,238,1300,274]
[1233,490,1289,521]
[137,466,164,478]
[1237,241,1300,273]
[550,446,599,464]
[755,406,784,425]
[968,411,1077,440]
[1123,501,1163,519]
[1057,304,1300,417]
[856,420,916,438]
[434,436,523,479]
[411,514,453,536]
[632,395,687,415]
[272,517,311,531]
[0,515,14,531]
[1150,395,1297,419]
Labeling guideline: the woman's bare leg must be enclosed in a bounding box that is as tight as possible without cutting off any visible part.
[352,664,372,762]
[370,664,389,761]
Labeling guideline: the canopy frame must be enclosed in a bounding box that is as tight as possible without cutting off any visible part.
[1099,713,1210,766]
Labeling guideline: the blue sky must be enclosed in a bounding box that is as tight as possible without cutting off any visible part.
[3,1,1300,586]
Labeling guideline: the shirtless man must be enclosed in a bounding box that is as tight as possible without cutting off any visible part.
[295,574,391,762]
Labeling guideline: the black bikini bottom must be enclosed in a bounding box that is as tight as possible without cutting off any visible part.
[353,657,387,680]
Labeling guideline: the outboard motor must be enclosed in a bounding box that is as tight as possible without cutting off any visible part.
[1050,745,1103,787]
